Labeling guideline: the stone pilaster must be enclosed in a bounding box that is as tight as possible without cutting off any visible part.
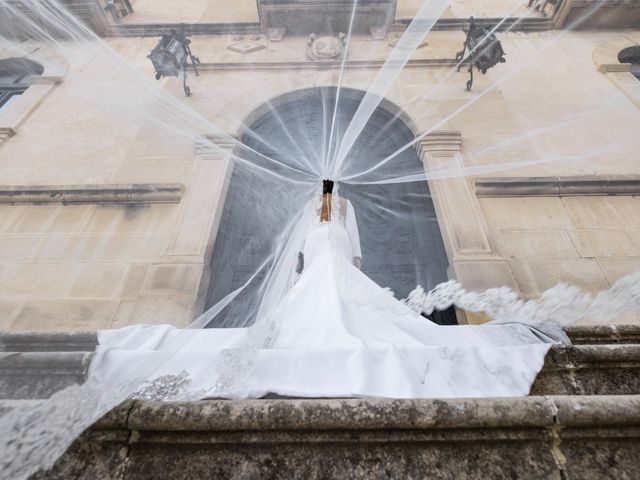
[416,131,517,323]
[155,135,237,322]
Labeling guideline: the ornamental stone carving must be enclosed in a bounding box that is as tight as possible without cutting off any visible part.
[307,33,346,62]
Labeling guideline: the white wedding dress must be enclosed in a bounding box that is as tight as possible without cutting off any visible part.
[91,195,558,400]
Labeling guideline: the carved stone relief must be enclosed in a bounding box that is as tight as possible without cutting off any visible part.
[307,34,346,62]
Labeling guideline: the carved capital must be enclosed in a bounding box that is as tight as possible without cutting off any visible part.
[416,131,462,157]
[195,135,238,155]
[0,127,16,145]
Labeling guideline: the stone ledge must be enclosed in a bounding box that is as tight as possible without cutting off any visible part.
[3,325,637,352]
[0,184,183,205]
[475,176,640,197]
[13,395,640,479]
[0,352,92,400]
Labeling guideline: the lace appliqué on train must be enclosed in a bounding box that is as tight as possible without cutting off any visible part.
[132,371,206,401]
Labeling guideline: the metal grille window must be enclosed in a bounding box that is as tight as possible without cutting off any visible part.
[619,46,640,81]
[0,85,27,111]
[0,57,44,113]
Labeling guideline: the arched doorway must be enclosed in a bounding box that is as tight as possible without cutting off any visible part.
[205,87,455,325]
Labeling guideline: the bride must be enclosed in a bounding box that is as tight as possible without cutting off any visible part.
[91,179,564,401]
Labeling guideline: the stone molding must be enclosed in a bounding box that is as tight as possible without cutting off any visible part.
[194,134,238,155]
[106,16,553,38]
[475,176,640,197]
[176,59,460,74]
[593,37,640,109]
[0,184,184,204]
[0,46,67,147]
[553,0,640,29]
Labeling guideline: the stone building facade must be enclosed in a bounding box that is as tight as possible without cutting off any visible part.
[1,0,640,331]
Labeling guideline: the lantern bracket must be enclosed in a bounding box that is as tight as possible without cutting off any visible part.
[454,17,506,91]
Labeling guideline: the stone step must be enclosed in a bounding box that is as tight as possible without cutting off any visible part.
[1,343,639,399]
[5,395,638,479]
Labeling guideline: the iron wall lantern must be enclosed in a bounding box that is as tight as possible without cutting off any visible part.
[455,17,506,90]
[148,28,201,96]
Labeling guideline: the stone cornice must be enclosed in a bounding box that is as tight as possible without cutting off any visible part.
[0,184,184,205]
[106,16,552,38]
[553,0,640,29]
[188,58,460,72]
[475,176,640,197]
[3,325,636,351]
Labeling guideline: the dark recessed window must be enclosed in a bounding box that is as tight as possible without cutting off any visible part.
[618,46,640,81]
[0,57,44,112]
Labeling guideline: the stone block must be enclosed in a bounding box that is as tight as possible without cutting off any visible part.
[141,263,203,296]
[509,258,610,296]
[111,295,197,328]
[113,159,192,184]
[479,197,574,231]
[450,260,518,291]
[5,205,91,233]
[121,264,148,298]
[37,235,168,263]
[68,264,129,298]
[562,197,625,229]
[596,257,640,284]
[31,429,129,480]
[0,236,42,263]
[494,229,579,259]
[0,264,77,299]
[82,204,180,235]
[568,229,638,257]
[0,301,19,327]
[9,300,119,331]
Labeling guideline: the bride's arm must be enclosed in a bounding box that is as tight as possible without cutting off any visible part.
[346,200,363,269]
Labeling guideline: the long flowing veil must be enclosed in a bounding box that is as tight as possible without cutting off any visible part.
[1,0,640,478]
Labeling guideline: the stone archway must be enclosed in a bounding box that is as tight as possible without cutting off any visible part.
[205,87,455,325]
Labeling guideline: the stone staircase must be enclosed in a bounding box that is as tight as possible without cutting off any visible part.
[1,326,639,479]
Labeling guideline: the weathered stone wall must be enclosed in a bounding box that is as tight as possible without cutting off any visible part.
[21,395,640,479]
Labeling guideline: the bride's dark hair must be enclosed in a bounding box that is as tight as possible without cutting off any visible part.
[323,179,334,194]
